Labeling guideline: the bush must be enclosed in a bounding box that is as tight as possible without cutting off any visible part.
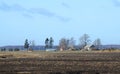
[14,48,20,51]
[9,48,13,51]
[1,48,6,51]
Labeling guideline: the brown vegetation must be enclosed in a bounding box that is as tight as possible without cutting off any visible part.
[0,51,120,74]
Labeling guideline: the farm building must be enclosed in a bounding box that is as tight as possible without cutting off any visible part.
[81,45,96,51]
[46,49,57,52]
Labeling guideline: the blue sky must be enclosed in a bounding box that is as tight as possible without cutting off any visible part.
[0,0,120,46]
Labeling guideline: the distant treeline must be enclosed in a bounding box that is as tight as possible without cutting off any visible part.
[0,34,120,51]
[0,45,120,51]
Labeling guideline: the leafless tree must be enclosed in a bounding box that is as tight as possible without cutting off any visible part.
[68,37,76,49]
[29,40,35,51]
[49,37,54,48]
[79,34,91,48]
[59,38,69,50]
[93,38,101,49]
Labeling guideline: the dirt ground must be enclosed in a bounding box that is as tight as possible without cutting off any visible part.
[0,51,120,74]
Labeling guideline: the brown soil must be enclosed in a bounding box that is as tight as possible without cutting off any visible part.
[0,51,120,74]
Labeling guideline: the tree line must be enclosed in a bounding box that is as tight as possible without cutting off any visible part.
[24,34,101,51]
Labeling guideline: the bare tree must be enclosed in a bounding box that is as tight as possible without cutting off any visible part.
[31,40,35,47]
[93,38,101,49]
[27,40,35,51]
[30,40,35,50]
[79,34,91,48]
[59,38,68,50]
[49,37,54,48]
[68,37,76,49]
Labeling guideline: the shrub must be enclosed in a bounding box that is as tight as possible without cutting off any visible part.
[9,48,13,51]
[1,48,6,51]
[14,48,20,51]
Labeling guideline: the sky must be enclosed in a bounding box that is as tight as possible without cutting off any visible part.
[0,0,120,46]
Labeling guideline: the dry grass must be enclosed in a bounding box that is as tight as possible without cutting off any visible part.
[0,50,120,58]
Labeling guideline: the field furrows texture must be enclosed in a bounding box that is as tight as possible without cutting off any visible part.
[0,52,120,74]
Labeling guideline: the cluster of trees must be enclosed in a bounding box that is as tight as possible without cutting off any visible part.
[59,37,75,50]
[0,34,101,51]
[59,34,101,50]
[24,37,54,50]
[8,48,20,51]
[0,48,20,51]
[24,39,36,51]
[45,37,54,49]
[79,34,101,49]
[23,34,101,50]
[1,48,6,51]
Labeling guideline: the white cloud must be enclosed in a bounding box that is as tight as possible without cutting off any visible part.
[0,2,71,22]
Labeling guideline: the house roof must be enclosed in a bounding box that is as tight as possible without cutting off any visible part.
[84,45,95,49]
